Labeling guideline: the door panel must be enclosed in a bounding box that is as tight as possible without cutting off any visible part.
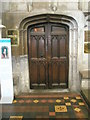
[29,33,47,88]
[60,36,66,57]
[38,36,45,58]
[60,62,66,83]
[52,61,59,85]
[28,23,69,89]
[39,61,46,84]
[30,60,38,84]
[51,36,58,57]
[30,59,47,88]
[49,33,68,88]
[31,36,37,58]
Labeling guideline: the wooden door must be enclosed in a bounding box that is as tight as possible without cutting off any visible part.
[28,23,69,89]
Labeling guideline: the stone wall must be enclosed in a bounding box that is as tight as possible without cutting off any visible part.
[12,55,30,95]
[2,1,88,70]
[1,1,90,94]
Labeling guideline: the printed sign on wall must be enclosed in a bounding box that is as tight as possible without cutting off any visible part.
[0,38,13,104]
[1,46,9,59]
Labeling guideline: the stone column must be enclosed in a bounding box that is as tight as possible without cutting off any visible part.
[75,28,80,91]
[23,29,27,54]
[19,30,23,55]
[72,28,77,91]
[19,55,30,93]
[69,28,73,91]
[72,28,79,91]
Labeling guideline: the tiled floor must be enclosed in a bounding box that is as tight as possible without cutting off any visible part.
[0,92,90,119]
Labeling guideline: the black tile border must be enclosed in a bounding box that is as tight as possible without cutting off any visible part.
[1,118,89,120]
[80,90,90,109]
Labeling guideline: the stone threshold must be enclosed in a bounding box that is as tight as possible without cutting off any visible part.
[17,89,80,96]
[29,89,69,93]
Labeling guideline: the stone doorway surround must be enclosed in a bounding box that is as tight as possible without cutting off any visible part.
[13,12,84,95]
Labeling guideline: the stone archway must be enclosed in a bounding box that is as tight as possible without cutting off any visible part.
[18,14,79,93]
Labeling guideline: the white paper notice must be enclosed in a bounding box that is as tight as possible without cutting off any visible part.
[0,38,13,104]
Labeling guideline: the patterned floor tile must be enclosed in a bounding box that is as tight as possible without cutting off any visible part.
[48,99,54,103]
[13,100,17,103]
[10,116,23,119]
[78,102,85,106]
[55,105,67,112]
[76,96,81,99]
[56,99,61,103]
[61,99,65,103]
[49,112,55,116]
[65,102,71,106]
[74,107,81,112]
[2,93,90,119]
[64,97,69,100]
[71,99,77,103]
[40,99,47,103]
[18,100,24,103]
[25,100,32,103]
[33,99,39,103]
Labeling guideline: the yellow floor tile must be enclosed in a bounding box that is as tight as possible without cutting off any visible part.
[76,96,81,99]
[65,102,71,106]
[64,97,69,100]
[71,99,77,103]
[33,99,39,103]
[79,102,85,106]
[10,116,23,120]
[74,108,81,112]
[55,105,67,112]
[56,99,61,103]
[13,100,17,103]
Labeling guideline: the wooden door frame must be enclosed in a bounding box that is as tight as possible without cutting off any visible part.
[27,20,69,89]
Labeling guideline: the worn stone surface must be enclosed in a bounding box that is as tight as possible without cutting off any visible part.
[80,70,90,90]
[80,70,90,79]
[1,1,90,95]
[12,55,29,95]
[81,79,90,89]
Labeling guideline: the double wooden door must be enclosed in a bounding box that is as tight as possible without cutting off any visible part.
[28,23,69,89]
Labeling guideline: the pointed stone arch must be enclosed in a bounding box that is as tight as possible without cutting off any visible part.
[18,14,79,92]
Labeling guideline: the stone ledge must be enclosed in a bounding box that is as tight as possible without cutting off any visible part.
[81,80,90,89]
[80,70,90,79]
[81,90,90,108]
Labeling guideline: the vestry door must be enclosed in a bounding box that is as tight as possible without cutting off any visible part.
[28,23,69,89]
